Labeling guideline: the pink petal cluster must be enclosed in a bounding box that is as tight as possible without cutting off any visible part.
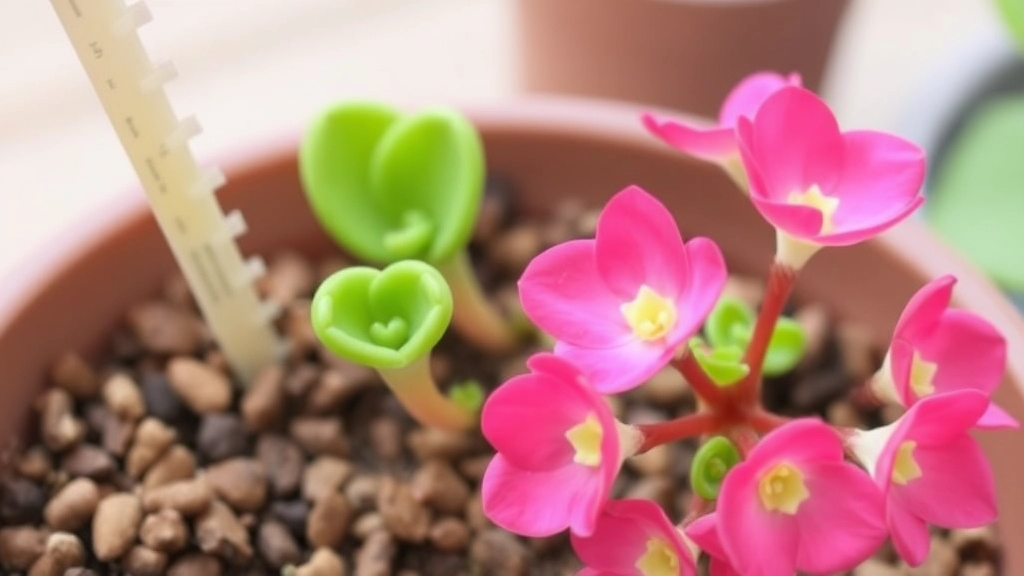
[735,86,926,268]
[643,71,801,181]
[685,514,740,576]
[518,185,727,393]
[480,353,638,537]
[848,390,998,566]
[873,275,1018,429]
[571,499,696,576]
[712,419,887,575]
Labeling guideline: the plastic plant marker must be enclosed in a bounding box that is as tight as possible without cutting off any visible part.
[299,102,484,266]
[997,0,1024,52]
[311,260,475,431]
[704,296,806,377]
[691,436,742,500]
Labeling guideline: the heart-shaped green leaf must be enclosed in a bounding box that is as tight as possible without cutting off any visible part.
[690,339,749,387]
[311,260,453,369]
[703,296,807,377]
[299,101,484,265]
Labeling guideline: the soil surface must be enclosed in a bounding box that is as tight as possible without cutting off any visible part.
[0,182,1004,575]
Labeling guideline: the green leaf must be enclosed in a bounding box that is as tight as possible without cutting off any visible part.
[692,344,749,387]
[299,101,484,265]
[449,380,486,414]
[311,260,453,369]
[690,436,742,500]
[705,297,754,348]
[762,317,807,377]
[997,0,1024,52]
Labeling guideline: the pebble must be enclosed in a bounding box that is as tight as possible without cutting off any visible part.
[28,532,85,576]
[127,301,203,355]
[290,416,350,457]
[795,304,831,367]
[127,417,177,478]
[411,459,471,515]
[352,513,386,540]
[837,322,879,382]
[959,562,997,576]
[260,251,317,308]
[302,456,355,502]
[406,428,477,461]
[469,529,530,576]
[0,526,48,571]
[473,183,509,243]
[852,558,900,575]
[345,474,381,512]
[901,536,958,576]
[241,365,285,432]
[43,477,99,531]
[626,444,671,476]
[167,553,223,576]
[197,413,250,463]
[140,508,189,553]
[625,476,675,511]
[304,365,375,414]
[142,444,196,489]
[92,492,142,561]
[122,545,168,576]
[256,434,305,497]
[284,302,320,361]
[0,476,47,525]
[258,520,302,569]
[37,388,85,452]
[269,499,310,539]
[428,517,471,552]
[61,443,116,479]
[205,457,269,512]
[294,547,346,576]
[142,477,213,517]
[140,370,183,422]
[285,363,322,398]
[355,531,396,576]
[488,224,543,274]
[640,367,692,407]
[951,526,1000,560]
[377,478,432,543]
[307,492,354,548]
[722,275,763,308]
[457,455,491,483]
[369,416,404,461]
[167,357,233,413]
[50,352,100,399]
[101,414,136,457]
[102,373,147,421]
[465,492,492,532]
[826,400,864,428]
[16,446,52,481]
[195,500,254,565]
[791,370,851,412]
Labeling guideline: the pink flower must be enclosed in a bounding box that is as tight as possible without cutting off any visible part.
[847,390,997,566]
[685,514,741,576]
[571,499,696,576]
[518,185,727,393]
[642,71,801,187]
[872,275,1017,429]
[480,353,640,537]
[735,86,926,269]
[716,419,887,576]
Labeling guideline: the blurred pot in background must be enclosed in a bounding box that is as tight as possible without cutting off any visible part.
[515,0,852,117]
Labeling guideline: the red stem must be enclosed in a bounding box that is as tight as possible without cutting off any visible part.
[636,412,720,453]
[682,494,712,525]
[748,408,792,434]
[730,427,760,457]
[737,263,797,405]
[672,351,727,408]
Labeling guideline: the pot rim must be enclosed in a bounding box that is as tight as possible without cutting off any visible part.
[1,94,1021,396]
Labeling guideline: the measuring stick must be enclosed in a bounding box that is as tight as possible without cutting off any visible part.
[49,0,281,384]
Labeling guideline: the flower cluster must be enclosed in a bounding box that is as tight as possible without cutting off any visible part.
[480,73,1017,575]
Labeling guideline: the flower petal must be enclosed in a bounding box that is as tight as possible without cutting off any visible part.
[572,499,691,575]
[746,195,827,240]
[718,71,801,126]
[906,389,989,447]
[893,275,955,342]
[642,114,737,160]
[744,418,844,471]
[519,239,631,348]
[674,237,728,341]
[925,310,1007,397]
[795,461,887,574]
[887,497,932,567]
[594,186,689,301]
[555,339,672,394]
[894,436,997,528]
[977,402,1020,430]
[481,455,608,538]
[686,514,742,576]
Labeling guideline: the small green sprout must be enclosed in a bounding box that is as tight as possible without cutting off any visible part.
[689,338,749,387]
[704,296,806,378]
[299,101,519,353]
[311,260,479,431]
[690,436,742,500]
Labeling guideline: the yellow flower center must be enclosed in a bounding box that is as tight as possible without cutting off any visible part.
[892,440,923,485]
[908,351,938,399]
[565,413,603,467]
[788,185,840,234]
[621,285,677,341]
[635,537,679,576]
[758,463,809,515]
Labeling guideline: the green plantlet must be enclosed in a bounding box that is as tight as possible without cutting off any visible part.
[997,0,1024,52]
[299,101,519,353]
[704,296,806,377]
[311,260,476,431]
[689,338,749,387]
[690,436,742,500]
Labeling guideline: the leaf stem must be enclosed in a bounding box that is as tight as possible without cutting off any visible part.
[378,355,477,431]
[737,263,797,405]
[635,412,720,453]
[671,351,727,408]
[438,251,521,354]
[748,409,792,434]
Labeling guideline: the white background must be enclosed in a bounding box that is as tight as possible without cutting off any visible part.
[0,0,1007,278]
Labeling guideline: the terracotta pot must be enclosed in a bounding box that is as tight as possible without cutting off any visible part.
[1,97,1021,570]
[515,0,852,117]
